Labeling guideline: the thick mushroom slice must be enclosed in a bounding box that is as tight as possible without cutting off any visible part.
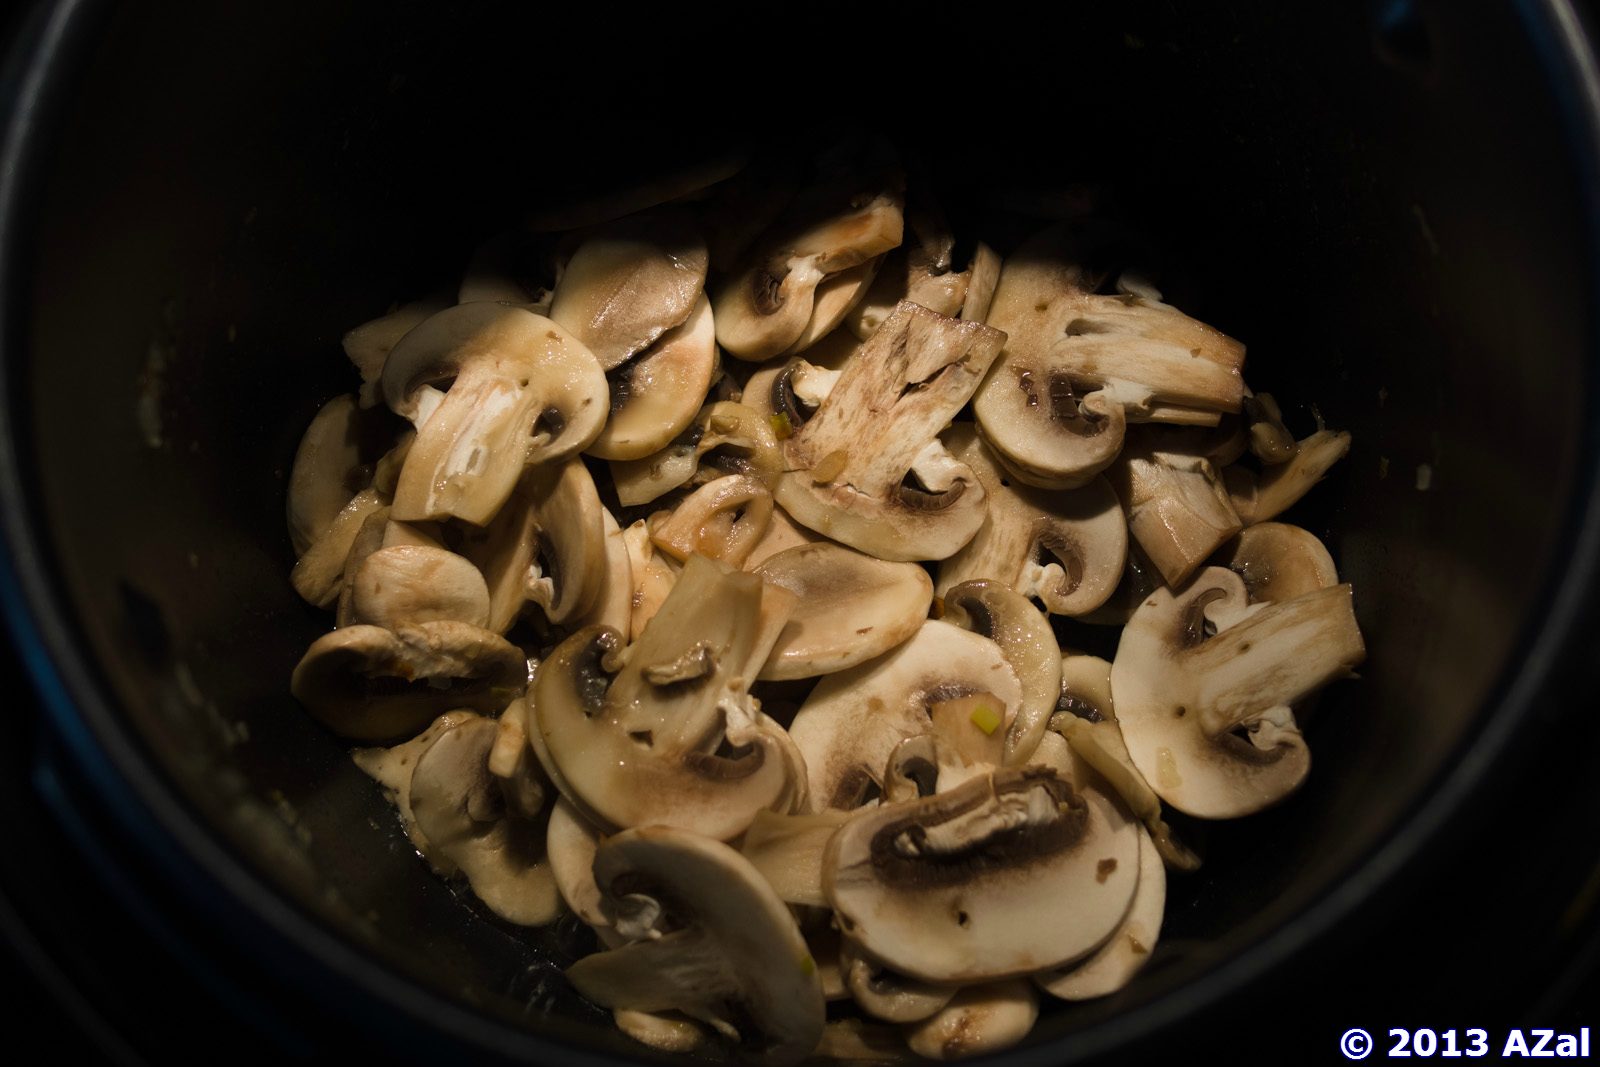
[937,423,1126,617]
[753,543,933,681]
[1224,428,1352,525]
[776,302,1006,562]
[1035,824,1164,1000]
[823,766,1139,983]
[586,294,717,461]
[1111,567,1366,818]
[408,713,562,926]
[381,302,606,524]
[290,621,526,742]
[649,475,774,568]
[548,212,709,371]
[975,227,1245,490]
[348,545,491,630]
[904,980,1040,1061]
[1213,522,1339,604]
[564,826,825,1067]
[352,710,477,861]
[1107,445,1243,589]
[530,554,800,840]
[342,299,446,407]
[940,580,1062,766]
[790,620,1023,813]
[739,808,852,908]
[610,401,782,508]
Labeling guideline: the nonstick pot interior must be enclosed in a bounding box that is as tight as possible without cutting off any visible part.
[3,1,1597,1061]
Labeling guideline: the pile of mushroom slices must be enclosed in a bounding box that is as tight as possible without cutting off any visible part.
[284,153,1368,1065]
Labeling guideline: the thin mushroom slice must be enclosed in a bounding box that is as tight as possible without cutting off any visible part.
[621,519,679,637]
[1035,824,1164,1000]
[352,710,477,863]
[548,212,709,372]
[290,488,389,608]
[586,294,717,461]
[572,507,633,638]
[1225,428,1352,525]
[790,620,1023,813]
[530,555,798,840]
[742,506,821,571]
[839,938,958,1024]
[754,542,933,681]
[1111,567,1366,818]
[1107,445,1243,589]
[287,394,398,556]
[938,424,1126,617]
[904,980,1040,1061]
[343,299,447,407]
[546,796,609,930]
[613,1010,712,1055]
[940,580,1062,767]
[649,474,774,568]
[824,766,1139,983]
[335,506,395,628]
[408,713,562,926]
[845,200,999,338]
[348,545,491,630]
[1213,522,1339,604]
[739,808,852,907]
[290,621,526,742]
[381,302,607,524]
[776,302,1006,562]
[780,255,883,356]
[817,1019,907,1062]
[565,826,825,1067]
[610,401,782,508]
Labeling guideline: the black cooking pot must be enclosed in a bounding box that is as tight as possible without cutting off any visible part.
[2,1,1598,1062]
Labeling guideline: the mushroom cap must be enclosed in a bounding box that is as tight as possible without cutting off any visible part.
[564,826,825,1067]
[790,620,1024,812]
[572,506,634,639]
[351,710,476,862]
[348,545,491,630]
[904,980,1040,1061]
[548,212,709,371]
[775,302,1006,562]
[289,621,526,741]
[380,302,607,525]
[940,580,1063,766]
[753,542,933,681]
[839,937,958,1023]
[1214,522,1339,604]
[585,293,717,461]
[1035,825,1164,1000]
[938,423,1127,618]
[824,766,1139,983]
[530,555,800,840]
[1110,567,1365,818]
[408,713,562,926]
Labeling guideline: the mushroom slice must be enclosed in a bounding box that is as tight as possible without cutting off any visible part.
[940,581,1062,767]
[742,506,821,571]
[1052,654,1199,871]
[1111,567,1366,818]
[457,459,606,631]
[817,1019,907,1062]
[488,693,547,821]
[348,545,491,629]
[458,229,559,311]
[290,621,526,742]
[839,937,957,1023]
[342,299,446,407]
[904,981,1040,1061]
[1224,428,1352,525]
[621,519,679,637]
[380,302,606,524]
[1107,445,1243,589]
[739,808,852,907]
[937,424,1126,617]
[531,555,798,840]
[408,713,562,926]
[610,401,781,508]
[1035,825,1164,1000]
[586,294,717,461]
[845,202,999,339]
[352,710,476,862]
[548,212,709,371]
[1214,522,1339,604]
[780,256,883,356]
[290,487,389,608]
[613,1010,711,1055]
[546,796,609,929]
[335,506,395,628]
[753,543,933,681]
[750,357,844,439]
[714,185,905,362]
[959,243,1003,325]
[1243,392,1296,464]
[790,621,1023,813]
[286,394,394,556]
[776,302,1006,562]
[824,766,1139,982]
[572,507,633,638]
[649,475,774,568]
[565,826,825,1067]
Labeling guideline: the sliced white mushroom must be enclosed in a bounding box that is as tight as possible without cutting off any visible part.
[824,766,1139,982]
[610,401,781,508]
[816,1019,908,1062]
[564,826,825,1067]
[781,256,883,356]
[1035,824,1164,1000]
[753,543,932,681]
[1111,567,1365,818]
[613,1010,711,1054]
[585,294,717,461]
[904,980,1040,1061]
[546,796,608,929]
[937,423,1126,617]
[845,204,1000,338]
[1225,428,1352,525]
[333,506,393,628]
[381,303,607,524]
[290,487,389,608]
[1214,522,1339,604]
[342,299,446,407]
[620,519,680,637]
[287,394,373,556]
[348,545,491,629]
[1107,445,1243,589]
[351,710,476,863]
[742,506,822,570]
[572,507,633,638]
[548,212,709,371]
[838,936,958,1024]
[530,555,799,840]
[775,302,1006,562]
[408,713,562,926]
[939,580,1062,766]
[290,621,526,741]
[649,474,774,568]
[739,808,852,907]
[790,620,1023,812]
